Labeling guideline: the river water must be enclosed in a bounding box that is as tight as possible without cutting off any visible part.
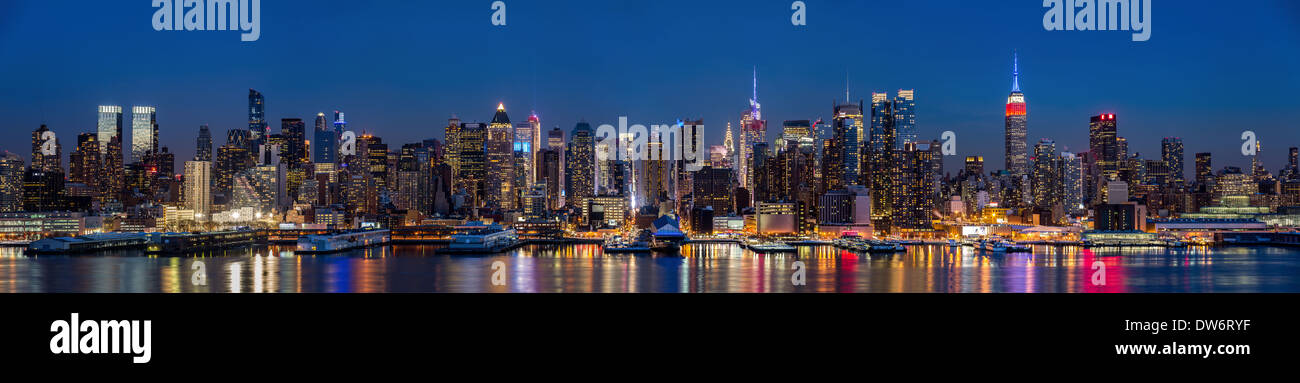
[2,244,1297,293]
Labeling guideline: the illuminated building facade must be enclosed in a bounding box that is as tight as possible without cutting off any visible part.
[1005,53,1028,176]
[566,122,596,208]
[0,153,25,212]
[1161,137,1184,188]
[131,106,157,163]
[486,104,514,209]
[184,160,211,217]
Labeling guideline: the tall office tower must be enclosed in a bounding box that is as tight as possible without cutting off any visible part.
[392,143,422,211]
[1031,138,1060,209]
[750,142,772,202]
[97,105,123,165]
[868,93,895,228]
[280,118,308,203]
[248,89,267,148]
[0,153,24,212]
[214,144,252,204]
[890,142,937,232]
[964,156,985,178]
[723,122,735,164]
[1284,147,1300,181]
[30,125,62,173]
[1089,114,1119,204]
[359,135,388,198]
[781,120,813,149]
[547,126,565,200]
[444,115,461,180]
[70,133,100,186]
[331,111,348,163]
[528,112,542,171]
[643,128,666,208]
[837,99,868,189]
[893,90,917,149]
[513,121,535,194]
[1005,53,1029,176]
[739,68,766,193]
[280,119,307,167]
[565,122,596,208]
[184,161,211,216]
[102,134,124,201]
[1062,152,1084,215]
[313,113,337,164]
[1161,137,1184,188]
[485,104,514,209]
[1195,152,1213,187]
[538,148,562,210]
[455,122,487,206]
[196,125,212,161]
[131,106,158,163]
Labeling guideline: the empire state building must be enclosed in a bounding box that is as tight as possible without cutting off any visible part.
[1005,52,1029,176]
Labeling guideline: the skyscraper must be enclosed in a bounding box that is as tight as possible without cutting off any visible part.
[70,133,100,186]
[248,89,267,147]
[868,93,894,229]
[281,118,308,202]
[30,124,61,173]
[131,106,157,163]
[739,68,766,193]
[566,122,596,208]
[547,126,566,202]
[832,100,864,189]
[196,125,212,161]
[1032,138,1060,209]
[529,112,542,175]
[1089,114,1119,204]
[891,142,937,232]
[1195,152,1213,187]
[1062,152,1084,215]
[281,118,307,167]
[97,106,125,202]
[185,160,211,217]
[314,113,336,164]
[1284,147,1299,181]
[538,148,562,210]
[1161,137,1184,188]
[0,153,24,212]
[1005,53,1029,176]
[456,122,487,207]
[97,105,123,166]
[444,115,461,180]
[893,90,916,149]
[513,121,535,193]
[964,156,985,177]
[486,104,514,209]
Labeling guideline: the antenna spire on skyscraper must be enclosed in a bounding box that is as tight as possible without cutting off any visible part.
[1012,50,1021,93]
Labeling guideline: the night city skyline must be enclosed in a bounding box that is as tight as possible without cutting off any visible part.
[2,0,1298,175]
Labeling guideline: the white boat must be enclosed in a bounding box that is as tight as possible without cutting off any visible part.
[979,240,1008,252]
[748,241,797,253]
[296,229,391,254]
[443,223,520,254]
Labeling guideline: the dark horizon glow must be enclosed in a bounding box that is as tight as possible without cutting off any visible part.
[1,0,1298,177]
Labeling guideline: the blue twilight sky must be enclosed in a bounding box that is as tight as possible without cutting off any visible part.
[1,0,1298,177]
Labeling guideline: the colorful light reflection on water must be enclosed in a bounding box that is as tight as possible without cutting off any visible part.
[0,244,1295,293]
